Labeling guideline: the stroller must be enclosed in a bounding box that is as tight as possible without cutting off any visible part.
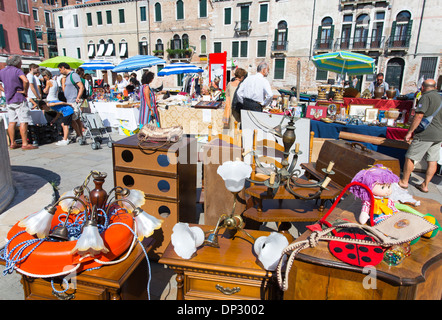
[79,106,114,150]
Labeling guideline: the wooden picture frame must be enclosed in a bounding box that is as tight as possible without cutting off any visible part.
[365,108,379,123]
[306,105,328,120]
[349,104,374,119]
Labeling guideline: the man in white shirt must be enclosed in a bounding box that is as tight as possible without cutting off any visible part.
[236,61,273,112]
[26,64,41,109]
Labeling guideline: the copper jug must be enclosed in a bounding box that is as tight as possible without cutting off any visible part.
[374,86,384,99]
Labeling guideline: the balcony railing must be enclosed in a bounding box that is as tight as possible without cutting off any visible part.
[314,39,334,51]
[387,35,411,49]
[335,36,385,50]
[234,20,252,34]
[271,40,288,51]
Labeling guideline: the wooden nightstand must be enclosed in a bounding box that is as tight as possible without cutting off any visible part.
[159,225,285,300]
[8,238,155,300]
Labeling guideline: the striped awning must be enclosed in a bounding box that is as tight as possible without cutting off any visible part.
[79,59,115,70]
[312,51,375,76]
[157,63,203,76]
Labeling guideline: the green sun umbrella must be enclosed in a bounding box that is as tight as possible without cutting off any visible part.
[39,56,85,69]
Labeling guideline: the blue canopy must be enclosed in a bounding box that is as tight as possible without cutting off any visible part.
[112,55,166,73]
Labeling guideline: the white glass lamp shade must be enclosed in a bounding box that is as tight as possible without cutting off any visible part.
[120,189,145,213]
[171,223,205,259]
[133,208,163,240]
[71,223,109,256]
[217,161,252,193]
[253,232,289,271]
[59,190,86,214]
[18,206,55,239]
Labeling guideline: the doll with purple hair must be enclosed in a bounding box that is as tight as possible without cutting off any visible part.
[349,164,400,225]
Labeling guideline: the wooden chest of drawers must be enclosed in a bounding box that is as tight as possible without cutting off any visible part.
[159,225,283,300]
[112,135,197,259]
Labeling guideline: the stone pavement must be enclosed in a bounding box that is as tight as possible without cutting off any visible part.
[0,129,441,300]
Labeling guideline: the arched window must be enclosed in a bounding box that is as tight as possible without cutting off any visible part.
[119,39,128,58]
[318,17,333,49]
[155,39,164,53]
[200,35,206,54]
[182,34,189,49]
[385,57,405,91]
[354,14,369,48]
[87,40,95,58]
[176,0,184,20]
[275,20,288,50]
[172,34,181,50]
[97,39,106,56]
[390,10,412,47]
[139,37,148,55]
[105,39,115,56]
[155,2,162,22]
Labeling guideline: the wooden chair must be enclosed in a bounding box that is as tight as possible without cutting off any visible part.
[250,129,284,184]
[208,121,242,147]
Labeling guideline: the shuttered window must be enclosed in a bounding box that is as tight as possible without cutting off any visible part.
[199,0,207,18]
[18,28,36,51]
[259,3,268,22]
[58,16,64,28]
[119,9,125,23]
[232,41,239,57]
[214,42,222,53]
[0,25,6,49]
[177,0,184,20]
[140,7,147,22]
[224,8,231,25]
[154,3,162,22]
[96,12,102,25]
[86,13,92,26]
[257,40,266,57]
[274,58,285,79]
[106,11,112,24]
[240,41,248,57]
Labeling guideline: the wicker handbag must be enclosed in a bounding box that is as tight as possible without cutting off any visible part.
[276,181,438,291]
[137,124,183,149]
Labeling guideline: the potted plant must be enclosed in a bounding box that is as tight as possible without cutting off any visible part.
[166,48,177,58]
[184,48,193,58]
[153,49,164,56]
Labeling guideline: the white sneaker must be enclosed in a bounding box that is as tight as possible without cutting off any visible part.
[55,139,69,146]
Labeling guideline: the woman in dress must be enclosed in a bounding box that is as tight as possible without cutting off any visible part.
[139,71,160,126]
[224,68,247,128]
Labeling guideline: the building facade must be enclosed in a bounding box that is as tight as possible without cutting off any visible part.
[52,0,441,93]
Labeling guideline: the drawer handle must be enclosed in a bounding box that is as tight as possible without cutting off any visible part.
[215,284,241,295]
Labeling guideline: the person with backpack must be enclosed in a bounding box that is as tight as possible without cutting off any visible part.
[58,62,84,143]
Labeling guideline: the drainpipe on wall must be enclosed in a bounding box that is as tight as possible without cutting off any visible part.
[309,0,317,60]
[414,0,426,58]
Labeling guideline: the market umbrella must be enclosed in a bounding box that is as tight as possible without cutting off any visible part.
[39,56,85,69]
[79,59,115,70]
[312,51,375,76]
[112,55,166,73]
[157,63,203,76]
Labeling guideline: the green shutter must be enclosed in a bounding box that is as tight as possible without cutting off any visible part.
[224,8,231,25]
[106,10,112,24]
[274,58,285,79]
[329,25,334,48]
[177,0,184,20]
[18,28,24,50]
[260,4,268,22]
[155,3,162,21]
[97,12,102,25]
[232,41,239,57]
[0,25,5,49]
[389,21,396,46]
[317,26,322,46]
[257,40,266,57]
[87,13,92,26]
[119,9,125,23]
[30,30,37,51]
[240,41,248,57]
[140,7,146,22]
[59,16,64,28]
[405,20,413,47]
[200,0,207,18]
[214,42,221,53]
